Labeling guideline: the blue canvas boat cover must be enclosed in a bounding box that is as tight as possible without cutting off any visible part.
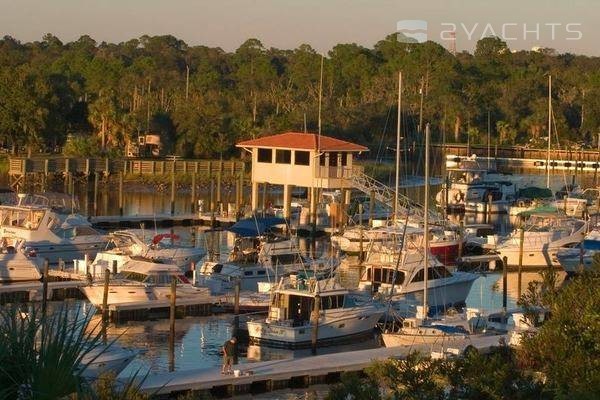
[228,216,286,237]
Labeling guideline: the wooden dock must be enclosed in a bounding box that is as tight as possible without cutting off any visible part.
[90,212,237,229]
[0,279,86,304]
[140,334,507,397]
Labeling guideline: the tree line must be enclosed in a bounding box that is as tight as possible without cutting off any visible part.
[0,33,599,159]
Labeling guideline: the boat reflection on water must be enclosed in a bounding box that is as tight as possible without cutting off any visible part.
[245,335,380,362]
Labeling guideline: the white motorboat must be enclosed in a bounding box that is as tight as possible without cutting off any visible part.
[332,224,463,265]
[437,156,518,212]
[0,194,107,264]
[556,228,600,273]
[80,344,141,379]
[381,307,543,348]
[552,188,600,218]
[0,248,42,283]
[357,248,478,317]
[109,230,206,270]
[197,261,275,292]
[488,209,587,268]
[246,277,384,349]
[80,254,210,307]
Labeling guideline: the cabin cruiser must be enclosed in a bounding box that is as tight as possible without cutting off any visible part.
[0,194,107,264]
[437,156,517,212]
[0,247,42,283]
[552,187,600,218]
[487,209,587,268]
[556,228,600,273]
[381,307,545,348]
[508,187,554,216]
[357,247,478,317]
[245,277,384,349]
[332,225,463,265]
[109,230,206,270]
[80,254,210,307]
[463,184,514,214]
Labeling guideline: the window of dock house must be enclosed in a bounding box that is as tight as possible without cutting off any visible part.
[294,150,310,166]
[257,148,272,163]
[275,149,292,164]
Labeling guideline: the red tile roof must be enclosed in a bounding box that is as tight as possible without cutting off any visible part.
[236,132,368,152]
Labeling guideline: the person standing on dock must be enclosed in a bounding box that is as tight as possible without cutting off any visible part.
[221,336,237,374]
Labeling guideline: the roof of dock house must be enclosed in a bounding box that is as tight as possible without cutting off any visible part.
[236,132,368,152]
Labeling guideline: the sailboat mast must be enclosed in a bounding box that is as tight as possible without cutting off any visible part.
[318,55,324,141]
[394,71,402,221]
[423,123,430,315]
[546,74,552,189]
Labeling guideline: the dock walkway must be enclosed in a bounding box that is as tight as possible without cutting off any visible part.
[141,334,507,397]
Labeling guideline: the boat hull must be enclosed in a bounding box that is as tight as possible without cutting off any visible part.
[246,307,383,349]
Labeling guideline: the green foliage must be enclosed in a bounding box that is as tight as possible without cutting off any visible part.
[0,303,146,400]
[0,34,599,157]
[328,348,546,400]
[518,265,600,399]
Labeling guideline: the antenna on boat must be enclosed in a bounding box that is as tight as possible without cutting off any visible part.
[317,54,324,143]
[423,123,431,318]
[546,74,552,189]
[394,71,402,223]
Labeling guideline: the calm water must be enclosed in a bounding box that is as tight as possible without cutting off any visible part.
[19,168,576,388]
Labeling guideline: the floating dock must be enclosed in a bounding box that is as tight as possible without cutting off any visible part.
[140,334,507,398]
[90,213,237,229]
[0,279,86,304]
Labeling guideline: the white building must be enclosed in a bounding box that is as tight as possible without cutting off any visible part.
[236,132,368,219]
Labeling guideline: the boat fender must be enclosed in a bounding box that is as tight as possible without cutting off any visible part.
[517,200,526,208]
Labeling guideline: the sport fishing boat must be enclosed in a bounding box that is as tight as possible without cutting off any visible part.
[80,254,210,308]
[488,208,587,268]
[0,194,107,264]
[245,277,384,349]
[109,230,206,270]
[357,247,478,317]
[0,248,42,283]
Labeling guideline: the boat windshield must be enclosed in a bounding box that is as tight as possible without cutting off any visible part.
[0,209,45,230]
[365,266,405,285]
[410,266,452,283]
[115,271,148,282]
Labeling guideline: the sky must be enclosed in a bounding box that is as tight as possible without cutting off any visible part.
[0,0,598,55]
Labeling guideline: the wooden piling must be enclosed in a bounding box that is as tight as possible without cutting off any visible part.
[102,269,110,343]
[262,183,268,214]
[502,256,508,313]
[191,172,197,213]
[41,259,49,316]
[368,190,375,226]
[216,167,222,205]
[517,228,524,299]
[170,164,176,216]
[487,193,493,223]
[119,172,124,217]
[169,278,177,372]
[210,178,216,227]
[233,278,240,365]
[458,221,464,259]
[311,294,320,356]
[93,172,99,217]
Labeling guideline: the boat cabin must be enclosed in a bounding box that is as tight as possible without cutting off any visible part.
[360,263,453,294]
[268,286,353,325]
[115,262,190,286]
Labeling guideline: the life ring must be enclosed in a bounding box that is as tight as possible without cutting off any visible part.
[454,192,465,203]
